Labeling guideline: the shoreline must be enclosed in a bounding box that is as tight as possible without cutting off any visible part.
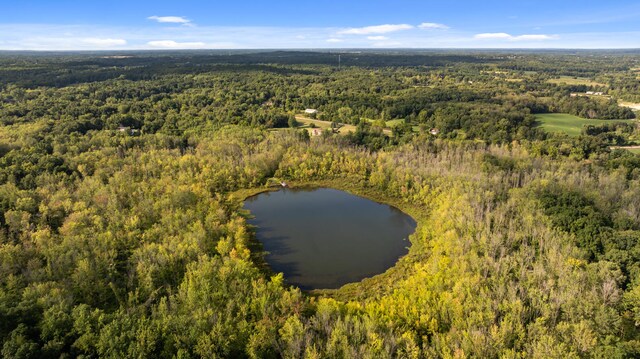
[229,179,428,300]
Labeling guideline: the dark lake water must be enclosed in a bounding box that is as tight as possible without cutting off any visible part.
[244,188,416,290]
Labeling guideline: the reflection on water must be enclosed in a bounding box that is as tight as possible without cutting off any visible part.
[244,188,416,290]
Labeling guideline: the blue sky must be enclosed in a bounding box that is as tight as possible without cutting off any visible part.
[1,0,639,50]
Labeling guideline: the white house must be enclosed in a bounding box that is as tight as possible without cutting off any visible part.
[304,109,318,115]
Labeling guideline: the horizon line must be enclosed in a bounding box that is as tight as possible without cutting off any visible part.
[1,47,639,53]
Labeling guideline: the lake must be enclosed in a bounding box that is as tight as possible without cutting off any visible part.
[244,188,416,290]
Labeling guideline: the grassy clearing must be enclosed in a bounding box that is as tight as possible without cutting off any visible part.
[611,146,640,154]
[384,119,405,128]
[294,116,358,135]
[547,76,607,87]
[619,101,640,111]
[296,115,394,136]
[363,118,406,133]
[535,113,635,136]
[363,117,404,127]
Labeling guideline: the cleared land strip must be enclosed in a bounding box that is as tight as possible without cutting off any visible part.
[620,102,640,111]
[295,115,392,136]
[610,145,640,154]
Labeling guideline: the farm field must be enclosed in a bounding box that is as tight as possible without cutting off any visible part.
[535,113,635,136]
[294,115,358,135]
[547,75,607,87]
[296,115,395,136]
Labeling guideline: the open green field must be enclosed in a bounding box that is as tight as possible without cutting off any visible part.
[610,146,640,154]
[547,76,607,87]
[384,119,405,128]
[294,116,359,135]
[535,113,636,136]
[296,116,394,135]
[363,118,405,128]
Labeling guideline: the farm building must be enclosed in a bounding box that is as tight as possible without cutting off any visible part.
[430,128,440,135]
[304,109,318,115]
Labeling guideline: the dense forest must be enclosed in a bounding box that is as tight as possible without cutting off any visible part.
[1,50,640,358]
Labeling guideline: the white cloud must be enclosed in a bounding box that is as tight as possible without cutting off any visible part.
[147,40,206,49]
[81,38,127,46]
[418,22,449,30]
[1,23,635,50]
[326,38,343,43]
[474,33,513,39]
[338,24,413,35]
[474,33,557,41]
[147,16,191,24]
[367,36,389,41]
